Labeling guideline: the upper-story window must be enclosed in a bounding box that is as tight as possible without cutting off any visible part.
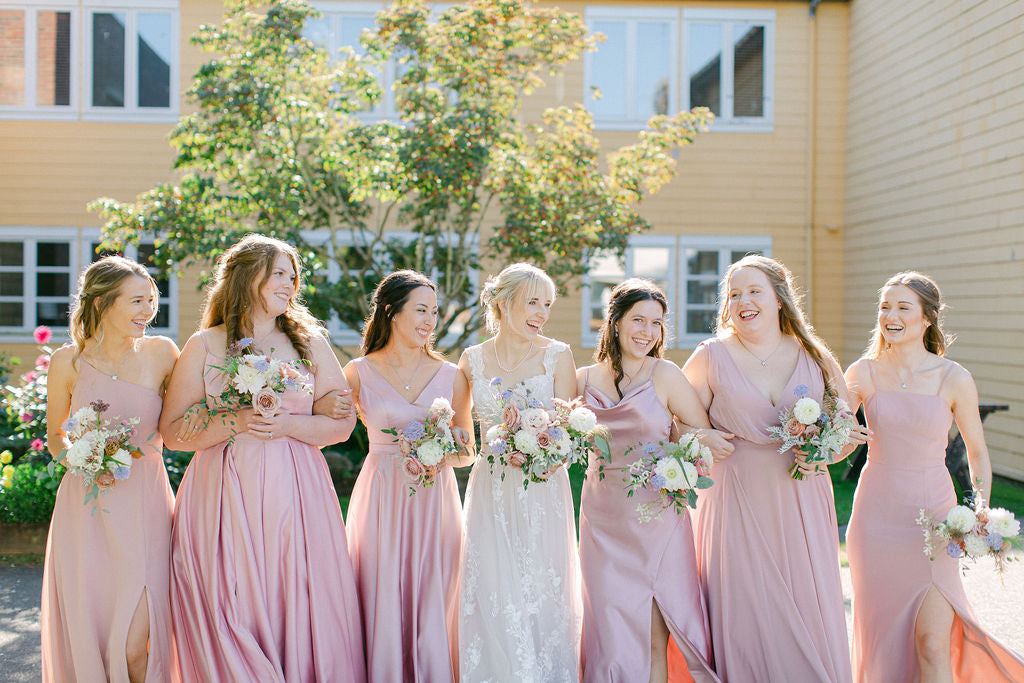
[585,7,774,132]
[0,1,178,121]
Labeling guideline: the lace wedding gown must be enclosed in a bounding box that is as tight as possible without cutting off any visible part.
[459,341,583,683]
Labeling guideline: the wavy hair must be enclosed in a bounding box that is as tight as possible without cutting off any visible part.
[594,278,668,399]
[480,263,556,336]
[69,255,158,362]
[362,270,443,359]
[865,271,950,358]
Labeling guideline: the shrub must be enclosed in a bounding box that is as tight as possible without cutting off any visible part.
[0,458,64,524]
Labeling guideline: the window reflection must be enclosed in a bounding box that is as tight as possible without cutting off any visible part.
[733,25,764,117]
[688,23,721,114]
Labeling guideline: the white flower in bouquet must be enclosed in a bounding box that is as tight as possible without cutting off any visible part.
[654,457,698,492]
[513,430,542,456]
[568,406,598,433]
[964,532,990,557]
[945,505,978,534]
[65,435,94,469]
[792,397,822,425]
[109,448,133,468]
[485,425,502,443]
[985,508,1020,538]
[416,439,445,467]
[428,397,455,421]
[232,364,266,395]
[520,408,551,433]
[554,432,572,457]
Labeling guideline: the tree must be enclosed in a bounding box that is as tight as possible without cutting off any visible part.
[91,0,711,351]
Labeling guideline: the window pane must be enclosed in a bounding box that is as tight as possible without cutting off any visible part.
[37,242,69,266]
[303,16,329,49]
[731,249,762,264]
[0,242,23,266]
[0,301,22,326]
[687,279,718,306]
[340,15,375,55]
[0,272,22,296]
[92,12,126,107]
[37,301,69,326]
[688,23,720,114]
[687,309,717,336]
[588,251,625,333]
[138,13,171,108]
[635,22,672,119]
[151,307,168,328]
[0,10,26,105]
[733,24,764,117]
[589,21,627,119]
[37,272,69,296]
[686,249,718,276]
[37,11,71,106]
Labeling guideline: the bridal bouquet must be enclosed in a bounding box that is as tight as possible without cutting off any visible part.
[383,397,459,495]
[60,399,143,503]
[207,337,310,419]
[624,433,715,522]
[768,384,857,480]
[917,502,1021,580]
[484,378,608,489]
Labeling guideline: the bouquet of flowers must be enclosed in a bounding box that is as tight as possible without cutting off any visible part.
[768,384,857,480]
[383,397,459,495]
[60,399,143,504]
[207,337,310,420]
[484,378,608,489]
[917,501,1021,580]
[623,433,715,522]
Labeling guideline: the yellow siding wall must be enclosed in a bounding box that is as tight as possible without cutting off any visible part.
[843,0,1024,477]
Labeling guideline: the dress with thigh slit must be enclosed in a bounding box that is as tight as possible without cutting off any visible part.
[846,362,1024,682]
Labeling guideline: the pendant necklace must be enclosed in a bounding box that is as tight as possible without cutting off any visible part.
[389,351,424,392]
[736,335,783,368]
[94,341,136,381]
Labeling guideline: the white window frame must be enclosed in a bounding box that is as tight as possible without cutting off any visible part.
[82,0,179,122]
[580,234,772,349]
[0,226,82,341]
[0,2,78,120]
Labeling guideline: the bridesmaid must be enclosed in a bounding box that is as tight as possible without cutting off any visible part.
[162,235,365,682]
[341,271,471,681]
[845,272,1024,682]
[577,278,718,683]
[682,255,868,683]
[41,256,180,682]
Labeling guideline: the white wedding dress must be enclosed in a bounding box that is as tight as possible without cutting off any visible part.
[459,341,583,683]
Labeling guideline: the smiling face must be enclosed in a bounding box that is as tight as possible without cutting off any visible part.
[390,285,438,349]
[98,275,157,339]
[727,266,781,334]
[616,298,665,360]
[257,251,298,318]
[501,282,554,340]
[878,284,930,348]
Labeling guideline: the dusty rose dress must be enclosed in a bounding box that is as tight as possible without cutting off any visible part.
[579,373,718,683]
[170,346,365,682]
[847,362,1024,682]
[691,338,851,683]
[346,358,462,682]
[41,360,179,682]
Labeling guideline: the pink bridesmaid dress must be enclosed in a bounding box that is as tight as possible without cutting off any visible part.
[691,338,851,683]
[41,360,179,682]
[170,342,365,682]
[579,371,718,683]
[846,362,1024,682]
[346,358,462,682]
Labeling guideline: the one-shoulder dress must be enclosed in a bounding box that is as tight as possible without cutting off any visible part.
[847,362,1024,681]
[579,371,718,683]
[170,347,365,682]
[41,360,179,682]
[346,358,462,682]
[691,338,851,683]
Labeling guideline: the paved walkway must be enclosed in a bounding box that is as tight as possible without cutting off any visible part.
[2,552,1022,680]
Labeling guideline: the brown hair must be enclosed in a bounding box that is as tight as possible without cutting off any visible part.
[716,255,839,396]
[201,234,324,362]
[480,263,556,335]
[595,278,668,399]
[865,271,950,358]
[362,270,443,359]
[69,256,158,362]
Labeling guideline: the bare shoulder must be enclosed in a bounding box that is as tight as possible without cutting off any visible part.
[845,357,872,380]
[141,334,178,360]
[48,344,77,374]
[942,358,974,389]
[652,357,684,379]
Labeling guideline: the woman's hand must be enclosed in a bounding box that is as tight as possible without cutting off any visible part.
[312,388,354,420]
[247,411,295,441]
[697,428,736,462]
[847,424,872,447]
[452,426,473,453]
[792,449,828,477]
[177,401,209,442]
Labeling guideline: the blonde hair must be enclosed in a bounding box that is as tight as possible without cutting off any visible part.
[865,271,950,359]
[201,234,325,362]
[480,263,556,335]
[716,255,839,396]
[69,256,157,362]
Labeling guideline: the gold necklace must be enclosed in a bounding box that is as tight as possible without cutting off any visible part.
[493,340,534,374]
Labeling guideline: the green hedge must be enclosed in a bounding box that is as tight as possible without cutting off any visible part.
[0,459,64,524]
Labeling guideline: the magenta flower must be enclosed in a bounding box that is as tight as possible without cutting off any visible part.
[24,371,37,383]
[30,438,45,452]
[35,355,50,370]
[33,326,52,344]
[20,412,33,423]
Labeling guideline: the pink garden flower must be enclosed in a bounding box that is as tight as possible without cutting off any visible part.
[33,326,52,344]
[35,355,50,370]
[31,438,45,451]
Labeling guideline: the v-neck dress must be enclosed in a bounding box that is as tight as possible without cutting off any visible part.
[579,375,718,683]
[346,358,462,682]
[691,337,851,683]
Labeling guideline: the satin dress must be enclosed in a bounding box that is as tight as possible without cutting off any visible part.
[847,361,1024,681]
[579,372,718,683]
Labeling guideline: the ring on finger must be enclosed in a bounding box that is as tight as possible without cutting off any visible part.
[269,431,273,439]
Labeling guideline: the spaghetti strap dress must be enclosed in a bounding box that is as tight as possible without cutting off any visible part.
[346,358,462,682]
[846,361,1024,682]
[579,370,718,683]
[691,337,851,683]
[41,359,179,682]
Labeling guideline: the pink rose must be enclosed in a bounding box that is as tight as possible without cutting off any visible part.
[508,452,526,467]
[252,387,281,417]
[33,326,52,344]
[279,363,302,380]
[404,458,424,478]
[785,418,806,437]
[521,408,551,433]
[803,424,821,439]
[30,438,45,452]
[502,404,521,431]
[399,439,412,456]
[535,430,554,449]
[95,470,115,489]
[35,354,50,370]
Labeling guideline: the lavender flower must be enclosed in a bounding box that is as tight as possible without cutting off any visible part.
[987,532,1004,550]
[489,377,503,387]
[794,384,810,398]
[946,541,963,559]
[62,417,78,432]
[490,438,508,455]
[548,426,564,441]
[253,358,271,372]
[113,466,131,481]
[650,474,667,490]
[404,422,426,441]
[528,398,544,409]
[500,390,513,401]
[643,443,659,455]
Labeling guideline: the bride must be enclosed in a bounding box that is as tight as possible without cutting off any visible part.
[454,263,582,682]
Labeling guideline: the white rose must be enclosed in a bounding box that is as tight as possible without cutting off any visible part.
[65,438,91,468]
[792,397,822,425]
[232,364,266,395]
[513,430,541,456]
[109,448,132,467]
[945,505,977,534]
[568,407,598,434]
[985,508,1021,538]
[416,439,445,467]
[963,532,990,558]
[485,425,502,443]
[655,457,698,492]
[520,408,551,433]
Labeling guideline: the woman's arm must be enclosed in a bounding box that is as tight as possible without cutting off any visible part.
[44,346,77,461]
[829,355,872,463]
[681,345,735,460]
[552,345,577,402]
[450,356,476,466]
[948,363,992,506]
